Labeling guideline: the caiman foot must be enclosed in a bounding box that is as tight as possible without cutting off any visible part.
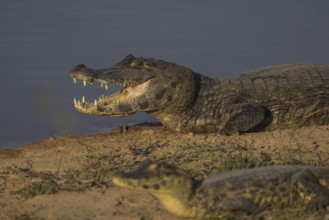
[212,197,260,215]
[293,169,329,211]
[308,196,329,211]
[219,104,272,135]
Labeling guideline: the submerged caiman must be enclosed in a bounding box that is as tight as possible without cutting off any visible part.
[70,54,329,135]
[112,160,329,218]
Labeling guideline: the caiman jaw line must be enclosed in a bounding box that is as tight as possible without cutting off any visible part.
[71,76,150,113]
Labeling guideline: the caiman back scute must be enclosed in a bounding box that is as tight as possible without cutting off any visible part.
[218,64,329,131]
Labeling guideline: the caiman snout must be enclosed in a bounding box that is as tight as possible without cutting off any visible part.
[70,64,96,84]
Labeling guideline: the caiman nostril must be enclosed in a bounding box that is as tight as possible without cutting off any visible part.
[76,64,87,69]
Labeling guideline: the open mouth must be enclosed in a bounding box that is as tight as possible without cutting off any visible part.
[71,76,151,113]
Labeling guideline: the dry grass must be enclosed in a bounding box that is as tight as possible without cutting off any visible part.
[1,125,329,219]
[2,139,328,219]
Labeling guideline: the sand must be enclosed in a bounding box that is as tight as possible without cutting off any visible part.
[1,124,329,219]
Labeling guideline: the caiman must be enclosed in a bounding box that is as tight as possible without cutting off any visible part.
[112,160,329,219]
[70,54,329,135]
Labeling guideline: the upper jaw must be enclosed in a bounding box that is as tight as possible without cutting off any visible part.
[70,65,148,89]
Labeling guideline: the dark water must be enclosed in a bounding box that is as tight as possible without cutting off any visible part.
[1,1,329,149]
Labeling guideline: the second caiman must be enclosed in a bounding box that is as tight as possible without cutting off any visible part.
[70,54,329,135]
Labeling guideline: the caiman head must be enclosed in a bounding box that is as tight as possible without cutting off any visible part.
[70,54,195,117]
[112,160,194,194]
[112,160,201,218]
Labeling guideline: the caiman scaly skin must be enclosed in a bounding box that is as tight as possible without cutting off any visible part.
[112,160,329,219]
[70,54,329,135]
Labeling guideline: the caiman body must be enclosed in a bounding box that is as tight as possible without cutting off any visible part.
[112,161,329,218]
[70,55,329,135]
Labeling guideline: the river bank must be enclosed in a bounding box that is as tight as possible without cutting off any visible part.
[1,124,329,219]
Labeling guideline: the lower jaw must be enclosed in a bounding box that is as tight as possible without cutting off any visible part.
[75,106,133,117]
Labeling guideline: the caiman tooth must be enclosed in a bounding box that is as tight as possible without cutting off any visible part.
[89,81,93,86]
[100,84,104,88]
[73,78,77,84]
[78,100,81,105]
[82,96,85,103]
[83,80,87,87]
[105,85,109,90]
[94,100,97,106]
[74,98,77,105]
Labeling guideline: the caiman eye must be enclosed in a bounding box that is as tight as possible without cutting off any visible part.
[143,61,155,68]
[130,59,145,69]
[145,61,166,69]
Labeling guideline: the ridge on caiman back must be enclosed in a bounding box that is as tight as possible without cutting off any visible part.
[70,54,329,135]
